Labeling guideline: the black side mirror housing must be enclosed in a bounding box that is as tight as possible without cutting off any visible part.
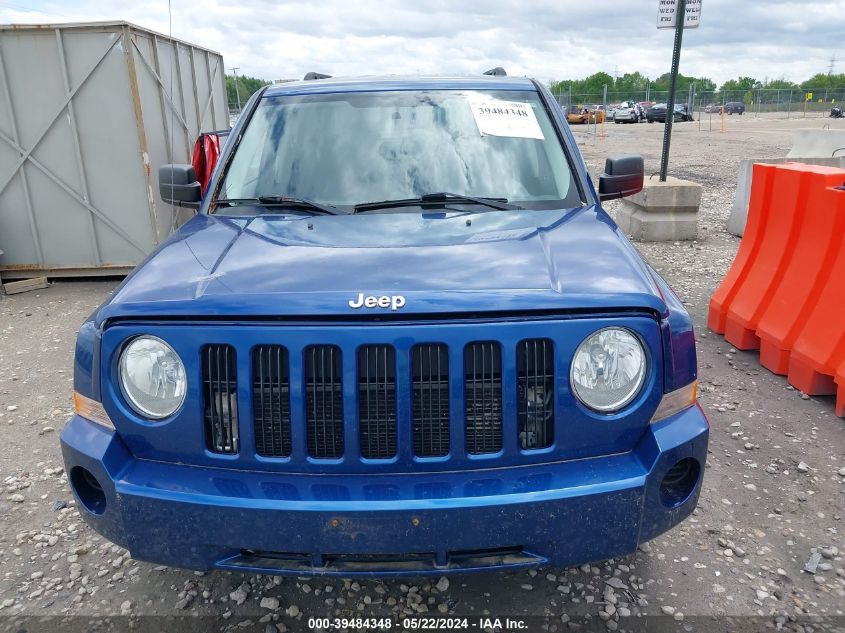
[598,155,644,202]
[159,164,202,207]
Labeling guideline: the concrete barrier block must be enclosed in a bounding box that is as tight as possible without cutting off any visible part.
[787,129,845,159]
[615,177,702,241]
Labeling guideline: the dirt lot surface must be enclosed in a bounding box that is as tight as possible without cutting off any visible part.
[1,114,844,632]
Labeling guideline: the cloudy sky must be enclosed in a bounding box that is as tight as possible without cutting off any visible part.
[2,0,844,85]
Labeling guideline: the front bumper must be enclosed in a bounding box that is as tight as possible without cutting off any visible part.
[60,406,708,577]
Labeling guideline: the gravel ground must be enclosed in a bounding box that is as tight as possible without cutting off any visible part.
[1,113,844,632]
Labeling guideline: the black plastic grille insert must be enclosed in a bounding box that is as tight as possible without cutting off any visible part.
[253,345,292,457]
[517,339,554,449]
[358,345,397,459]
[412,344,450,457]
[305,345,344,458]
[464,342,503,454]
[202,344,239,454]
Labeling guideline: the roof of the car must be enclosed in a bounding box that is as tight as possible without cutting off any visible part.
[263,75,537,97]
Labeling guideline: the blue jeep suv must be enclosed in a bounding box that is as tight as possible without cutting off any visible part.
[61,73,708,577]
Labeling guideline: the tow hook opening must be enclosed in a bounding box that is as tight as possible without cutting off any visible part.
[659,458,701,508]
[70,466,107,515]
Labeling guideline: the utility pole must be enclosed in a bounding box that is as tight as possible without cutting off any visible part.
[231,67,242,112]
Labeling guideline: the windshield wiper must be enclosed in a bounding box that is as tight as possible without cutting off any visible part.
[215,196,345,215]
[353,192,523,213]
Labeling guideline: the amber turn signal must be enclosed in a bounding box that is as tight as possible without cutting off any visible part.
[73,391,115,430]
[651,381,698,424]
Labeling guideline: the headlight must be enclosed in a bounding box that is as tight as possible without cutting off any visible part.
[570,327,646,413]
[119,336,187,419]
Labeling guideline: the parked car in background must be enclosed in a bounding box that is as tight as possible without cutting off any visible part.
[571,106,605,124]
[724,102,746,115]
[678,105,694,121]
[566,105,591,124]
[646,103,693,123]
[704,104,723,114]
[614,101,640,124]
[634,102,647,122]
[62,72,708,577]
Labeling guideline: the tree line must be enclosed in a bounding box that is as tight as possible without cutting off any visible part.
[549,71,845,99]
[226,74,271,108]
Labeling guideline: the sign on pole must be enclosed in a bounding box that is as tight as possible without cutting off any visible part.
[657,0,702,29]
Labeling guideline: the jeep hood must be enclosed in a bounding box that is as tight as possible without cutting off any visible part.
[98,207,668,323]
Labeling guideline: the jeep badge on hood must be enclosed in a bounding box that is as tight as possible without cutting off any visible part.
[348,293,406,311]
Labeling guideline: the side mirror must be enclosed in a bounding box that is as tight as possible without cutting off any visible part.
[598,155,644,201]
[159,164,202,207]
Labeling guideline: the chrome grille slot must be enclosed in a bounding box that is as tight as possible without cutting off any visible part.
[517,339,554,449]
[253,345,291,457]
[464,341,503,454]
[202,344,239,454]
[305,345,344,459]
[411,344,450,457]
[358,345,397,459]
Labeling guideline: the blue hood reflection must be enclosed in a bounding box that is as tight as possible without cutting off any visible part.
[99,207,665,322]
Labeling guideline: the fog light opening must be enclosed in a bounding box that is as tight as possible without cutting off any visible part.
[70,466,107,515]
[659,458,700,508]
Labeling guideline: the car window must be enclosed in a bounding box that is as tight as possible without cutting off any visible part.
[219,89,582,211]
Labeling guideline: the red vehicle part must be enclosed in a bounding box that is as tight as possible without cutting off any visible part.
[191,132,225,194]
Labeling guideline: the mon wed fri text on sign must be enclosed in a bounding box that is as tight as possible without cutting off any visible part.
[657,0,703,29]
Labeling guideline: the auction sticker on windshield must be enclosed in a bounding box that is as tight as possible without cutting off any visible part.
[469,99,544,139]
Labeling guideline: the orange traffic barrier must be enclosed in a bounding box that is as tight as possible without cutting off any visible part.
[708,163,845,417]
[756,175,845,373]
[707,163,777,335]
[786,194,845,398]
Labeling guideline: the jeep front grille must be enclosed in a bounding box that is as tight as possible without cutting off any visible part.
[253,345,291,457]
[202,338,565,463]
[517,339,554,450]
[464,342,503,454]
[305,345,344,459]
[202,344,239,454]
[358,345,397,459]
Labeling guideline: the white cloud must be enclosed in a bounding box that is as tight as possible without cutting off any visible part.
[2,0,844,85]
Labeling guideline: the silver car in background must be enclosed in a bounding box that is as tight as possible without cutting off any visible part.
[614,100,640,123]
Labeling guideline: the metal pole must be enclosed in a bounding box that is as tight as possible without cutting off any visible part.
[602,84,607,137]
[787,89,792,119]
[659,0,686,182]
[231,66,242,111]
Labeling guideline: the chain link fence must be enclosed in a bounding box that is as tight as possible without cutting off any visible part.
[553,87,845,119]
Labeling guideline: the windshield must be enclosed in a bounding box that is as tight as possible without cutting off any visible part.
[218,89,582,212]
